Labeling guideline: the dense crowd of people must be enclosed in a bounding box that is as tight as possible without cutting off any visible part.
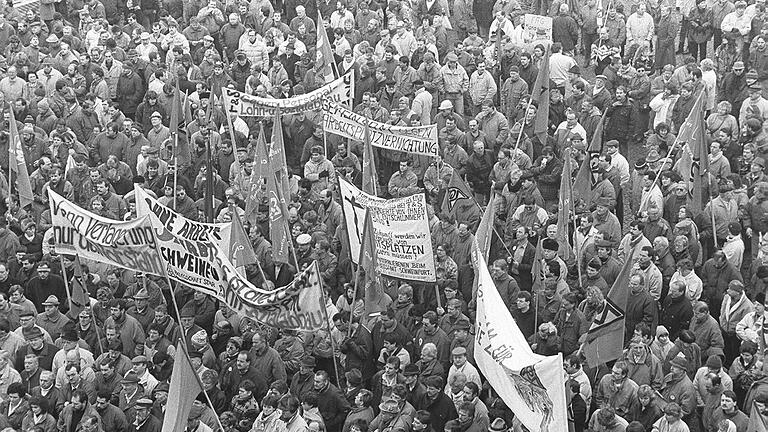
[0,0,766,431]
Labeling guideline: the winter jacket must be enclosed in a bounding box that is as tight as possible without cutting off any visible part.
[690,315,725,358]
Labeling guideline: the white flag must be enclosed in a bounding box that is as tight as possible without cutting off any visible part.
[473,240,568,432]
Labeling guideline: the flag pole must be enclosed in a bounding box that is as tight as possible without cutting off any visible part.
[513,102,533,151]
[284,224,300,272]
[60,255,72,313]
[317,269,343,387]
[639,92,704,212]
[178,341,228,432]
[167,275,189,352]
[710,174,718,249]
[349,209,370,338]
[569,165,583,290]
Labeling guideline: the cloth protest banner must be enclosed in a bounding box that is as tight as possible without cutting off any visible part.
[135,186,326,331]
[134,186,233,297]
[322,101,439,157]
[48,189,165,276]
[218,259,327,331]
[222,73,354,117]
[339,177,436,282]
[473,241,568,432]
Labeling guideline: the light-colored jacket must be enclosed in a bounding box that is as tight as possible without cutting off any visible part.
[468,70,497,106]
[720,292,754,333]
[439,63,469,94]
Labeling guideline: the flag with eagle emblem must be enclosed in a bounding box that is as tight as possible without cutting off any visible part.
[473,241,567,432]
[582,254,635,368]
[442,171,473,216]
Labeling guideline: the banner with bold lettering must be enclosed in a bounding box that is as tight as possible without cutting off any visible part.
[48,189,165,276]
[322,101,439,157]
[338,178,436,282]
[134,187,232,297]
[218,258,326,331]
[135,187,326,331]
[473,240,568,432]
[222,73,354,117]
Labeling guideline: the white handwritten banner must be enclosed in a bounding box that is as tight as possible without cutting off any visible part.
[48,189,165,276]
[338,178,436,282]
[134,187,232,297]
[322,101,439,157]
[135,187,325,331]
[218,258,326,331]
[223,73,354,117]
[473,240,568,432]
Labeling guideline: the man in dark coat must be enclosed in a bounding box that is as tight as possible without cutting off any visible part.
[414,375,457,432]
[313,370,350,432]
[336,312,374,384]
[625,274,658,342]
[660,280,694,340]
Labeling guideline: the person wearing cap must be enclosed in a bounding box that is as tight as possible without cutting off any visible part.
[435,99,467,132]
[739,73,768,126]
[127,395,159,432]
[130,355,159,396]
[371,398,411,432]
[439,52,470,117]
[693,354,734,408]
[744,158,768,196]
[35,292,69,342]
[446,347,481,391]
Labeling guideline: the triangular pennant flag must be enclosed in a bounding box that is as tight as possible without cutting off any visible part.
[271,113,292,200]
[8,108,33,209]
[161,342,205,432]
[360,210,385,318]
[471,193,496,298]
[582,255,635,368]
[316,9,338,82]
[244,124,270,224]
[442,171,473,215]
[229,208,258,268]
[266,168,291,265]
